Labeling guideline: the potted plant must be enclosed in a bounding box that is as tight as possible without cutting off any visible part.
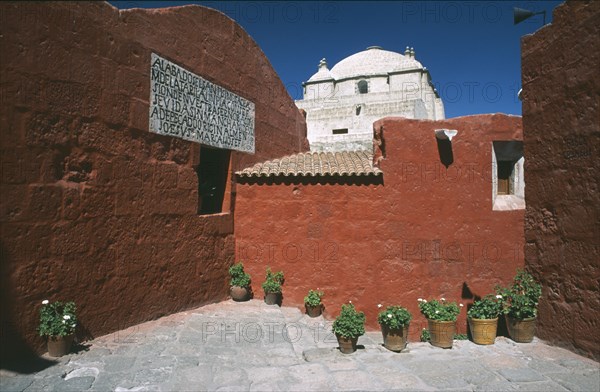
[377,304,412,352]
[261,267,284,305]
[304,289,324,317]
[332,303,366,354]
[467,294,503,345]
[38,300,77,357]
[496,269,542,343]
[229,262,251,302]
[418,298,463,348]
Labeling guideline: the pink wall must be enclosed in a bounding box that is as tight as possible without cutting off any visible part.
[522,1,600,360]
[0,1,307,360]
[235,114,524,338]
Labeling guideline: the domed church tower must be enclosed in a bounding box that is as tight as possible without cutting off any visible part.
[296,46,445,151]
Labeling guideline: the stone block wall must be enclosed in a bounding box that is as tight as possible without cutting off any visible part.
[235,114,524,337]
[521,1,600,360]
[0,1,307,361]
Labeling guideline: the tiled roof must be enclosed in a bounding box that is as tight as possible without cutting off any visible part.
[235,150,382,178]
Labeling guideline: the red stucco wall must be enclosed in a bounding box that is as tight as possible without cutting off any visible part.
[521,1,600,360]
[235,114,524,338]
[0,2,306,360]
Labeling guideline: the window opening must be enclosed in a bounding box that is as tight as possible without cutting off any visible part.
[357,80,368,94]
[197,146,230,215]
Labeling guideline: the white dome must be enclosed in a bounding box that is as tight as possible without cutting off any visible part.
[307,58,334,82]
[329,46,422,79]
[307,67,333,82]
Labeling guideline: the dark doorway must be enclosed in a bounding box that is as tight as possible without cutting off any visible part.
[197,146,230,215]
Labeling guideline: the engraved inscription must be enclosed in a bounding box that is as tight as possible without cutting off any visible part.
[149,53,255,153]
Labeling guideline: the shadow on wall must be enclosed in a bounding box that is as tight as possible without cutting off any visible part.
[436,139,454,168]
[0,242,55,373]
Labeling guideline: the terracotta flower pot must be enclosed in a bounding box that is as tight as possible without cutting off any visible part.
[264,292,281,305]
[506,316,536,343]
[305,304,322,317]
[336,334,358,354]
[468,317,498,345]
[47,334,75,357]
[428,319,456,349]
[230,286,250,302]
[381,324,409,352]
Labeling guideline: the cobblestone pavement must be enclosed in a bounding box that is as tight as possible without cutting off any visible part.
[1,300,599,391]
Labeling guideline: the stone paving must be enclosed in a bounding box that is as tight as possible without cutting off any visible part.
[1,300,598,391]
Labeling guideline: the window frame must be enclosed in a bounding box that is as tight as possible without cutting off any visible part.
[492,141,525,211]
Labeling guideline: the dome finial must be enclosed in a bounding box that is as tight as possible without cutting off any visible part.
[318,58,328,70]
[405,46,410,56]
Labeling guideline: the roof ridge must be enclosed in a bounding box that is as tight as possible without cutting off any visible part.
[235,150,382,178]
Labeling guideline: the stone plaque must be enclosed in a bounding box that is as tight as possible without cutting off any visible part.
[149,53,255,153]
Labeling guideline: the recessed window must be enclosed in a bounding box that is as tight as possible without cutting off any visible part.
[357,80,368,94]
[496,160,515,195]
[197,146,230,215]
[492,141,525,211]
[332,128,348,135]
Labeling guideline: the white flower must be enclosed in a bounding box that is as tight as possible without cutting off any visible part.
[62,320,66,324]
[435,310,440,314]
[387,313,393,318]
[63,315,71,320]
[377,304,383,308]
[440,297,446,301]
[42,300,49,305]
[72,324,76,328]
[349,300,352,304]
[417,298,423,302]
[459,304,464,307]
[496,295,502,299]
[423,300,427,303]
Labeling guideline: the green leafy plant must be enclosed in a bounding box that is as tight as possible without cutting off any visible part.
[261,267,284,294]
[377,305,412,329]
[332,303,366,339]
[38,300,77,338]
[418,298,462,321]
[467,294,504,320]
[495,269,542,319]
[304,290,324,307]
[229,262,251,288]
[454,333,468,340]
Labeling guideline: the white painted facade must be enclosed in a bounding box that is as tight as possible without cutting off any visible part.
[296,46,445,151]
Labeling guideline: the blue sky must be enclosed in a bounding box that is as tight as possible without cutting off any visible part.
[111,1,563,118]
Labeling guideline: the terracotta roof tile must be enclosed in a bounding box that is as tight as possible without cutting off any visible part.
[235,151,382,178]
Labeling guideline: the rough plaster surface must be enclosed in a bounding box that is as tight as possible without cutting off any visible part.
[235,114,524,335]
[0,1,307,360]
[521,1,600,360]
